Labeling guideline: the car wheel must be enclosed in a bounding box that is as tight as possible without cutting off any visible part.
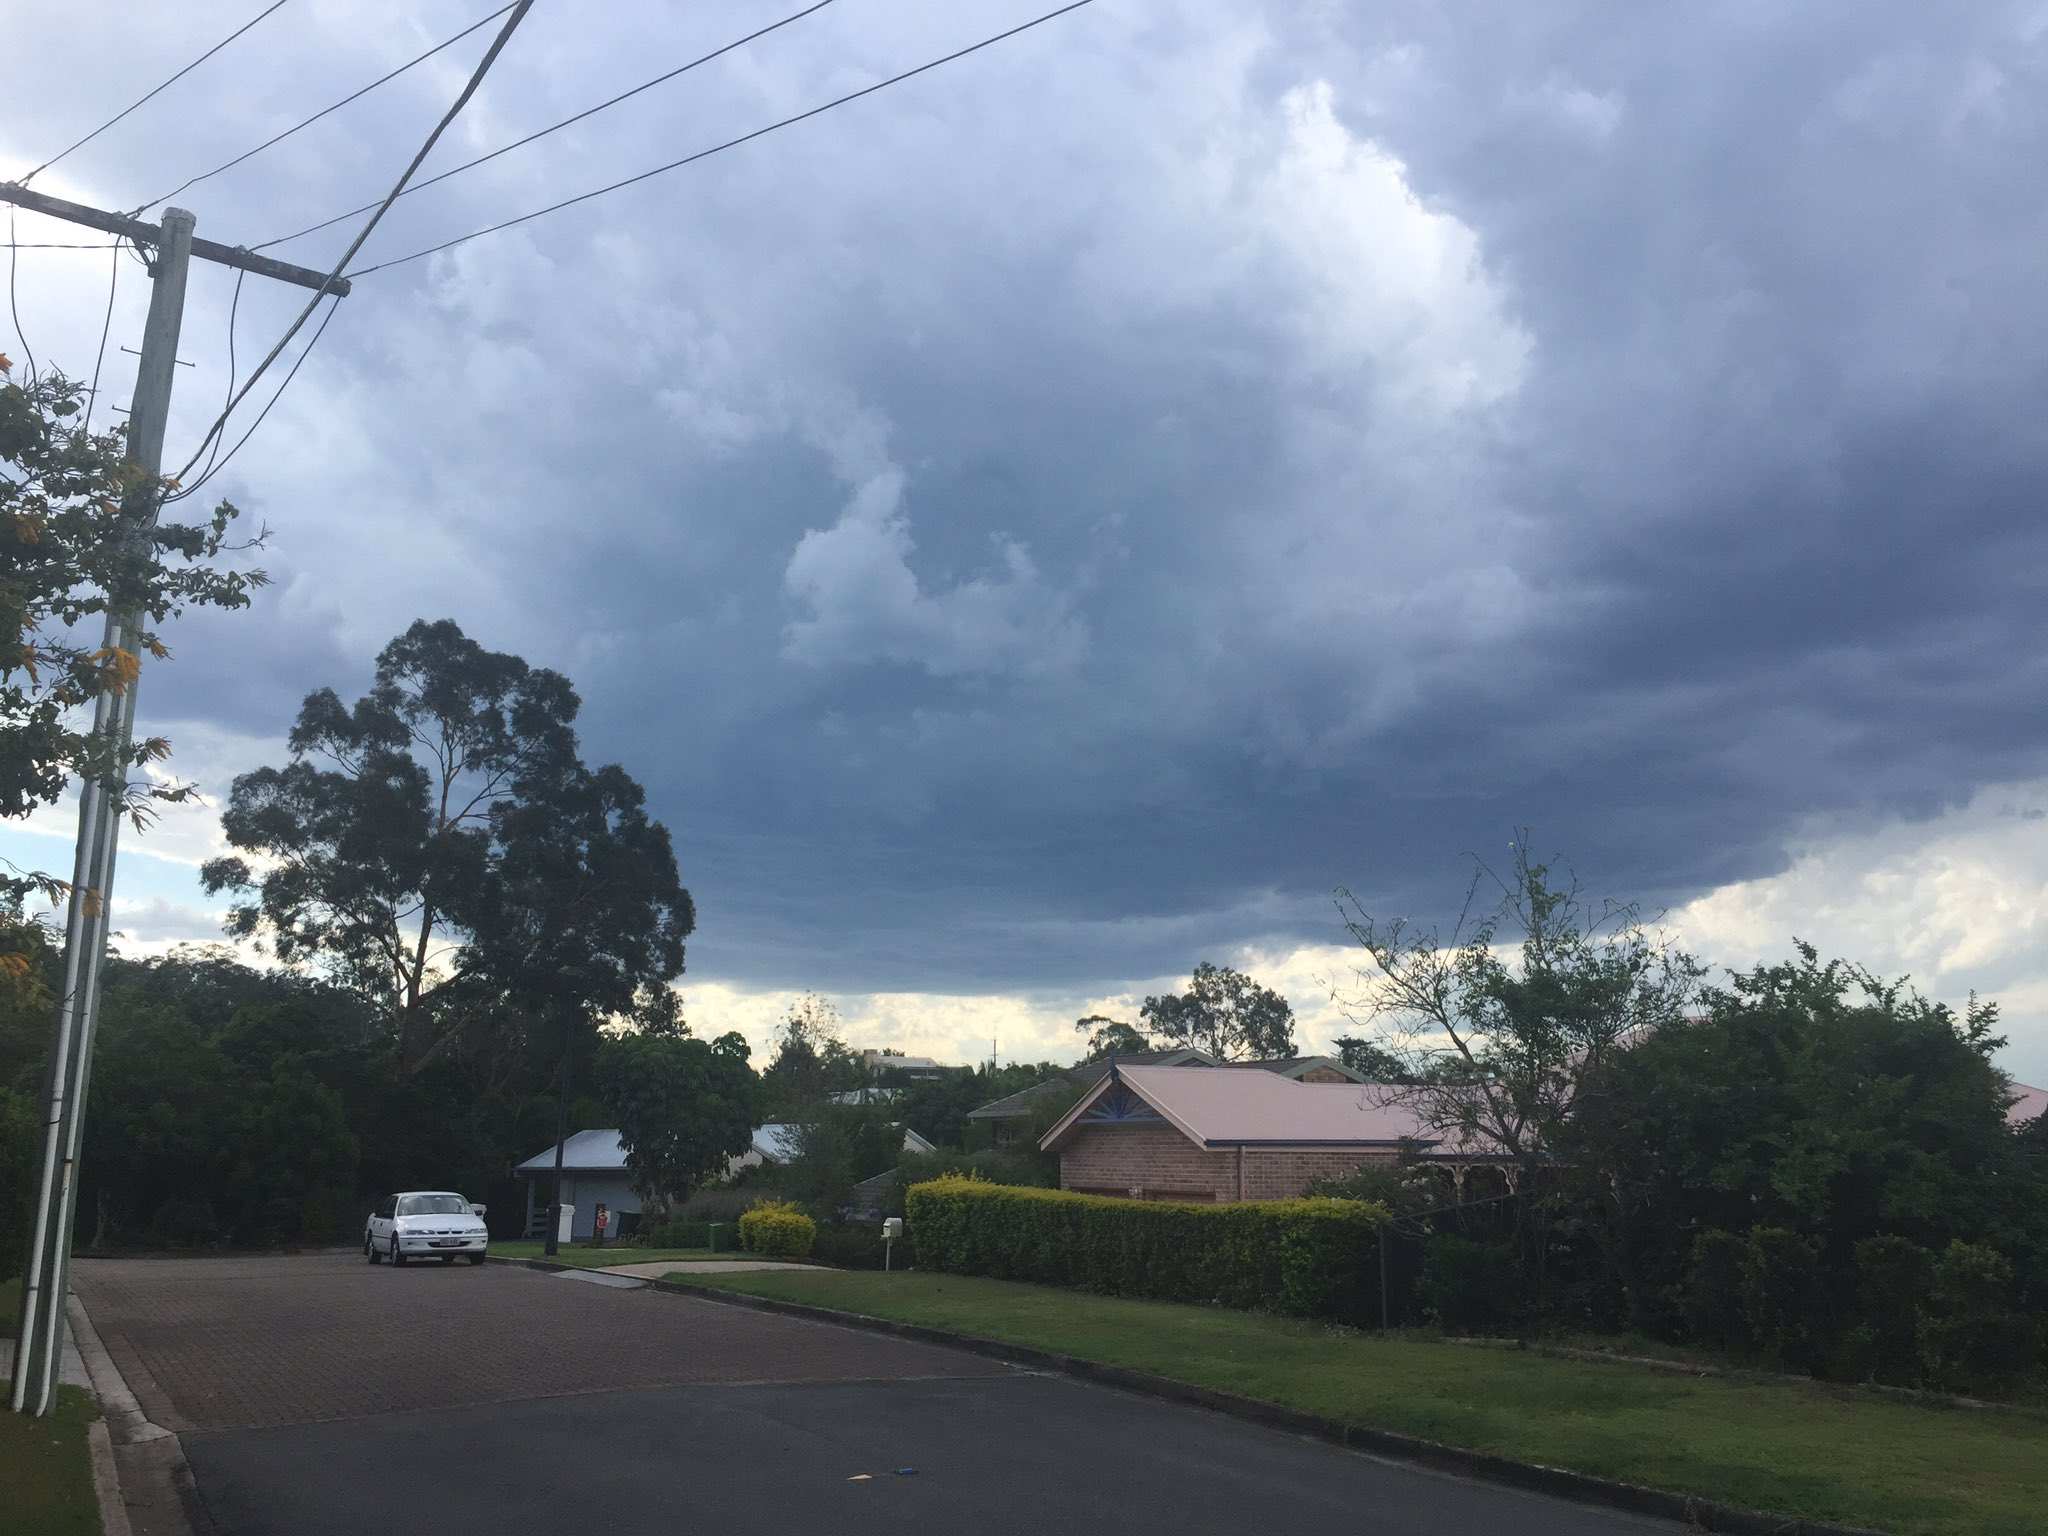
[365,1235,381,1264]
[466,1253,486,1266]
[390,1236,406,1267]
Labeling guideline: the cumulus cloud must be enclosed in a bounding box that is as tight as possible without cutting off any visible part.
[5,1,2046,1084]
[781,464,1087,679]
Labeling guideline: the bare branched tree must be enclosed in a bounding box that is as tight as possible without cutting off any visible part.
[1334,835,1702,1312]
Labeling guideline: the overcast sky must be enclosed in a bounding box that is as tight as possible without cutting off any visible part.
[6,1,2048,1080]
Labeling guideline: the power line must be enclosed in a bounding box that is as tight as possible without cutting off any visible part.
[3,240,123,250]
[187,267,246,491]
[346,0,1099,280]
[166,0,535,492]
[82,239,124,439]
[177,290,337,504]
[7,210,39,385]
[253,0,837,254]
[130,2,521,217]
[16,0,293,186]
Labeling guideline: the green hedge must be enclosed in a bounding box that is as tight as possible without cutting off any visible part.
[739,1199,816,1259]
[904,1176,1385,1320]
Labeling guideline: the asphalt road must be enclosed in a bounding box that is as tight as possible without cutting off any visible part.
[74,1254,1678,1536]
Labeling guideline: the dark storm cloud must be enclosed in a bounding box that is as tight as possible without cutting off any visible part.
[7,1,2046,994]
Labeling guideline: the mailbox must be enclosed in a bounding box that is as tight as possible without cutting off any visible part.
[882,1217,904,1239]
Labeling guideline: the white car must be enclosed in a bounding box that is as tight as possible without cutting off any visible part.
[365,1191,490,1266]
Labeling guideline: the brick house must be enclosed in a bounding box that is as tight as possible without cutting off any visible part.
[1038,1063,1485,1202]
[966,1049,1362,1148]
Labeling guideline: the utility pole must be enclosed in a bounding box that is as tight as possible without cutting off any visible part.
[3,186,344,1419]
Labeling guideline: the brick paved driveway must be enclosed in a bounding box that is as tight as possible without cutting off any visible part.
[71,1253,1003,1431]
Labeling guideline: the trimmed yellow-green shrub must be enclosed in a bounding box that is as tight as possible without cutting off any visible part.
[904,1176,1386,1320]
[738,1199,816,1258]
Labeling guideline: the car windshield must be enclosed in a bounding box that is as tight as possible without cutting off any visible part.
[398,1195,470,1217]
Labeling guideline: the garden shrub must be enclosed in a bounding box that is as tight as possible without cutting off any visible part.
[739,1198,817,1259]
[1741,1227,1825,1370]
[1419,1235,1519,1332]
[904,1176,1385,1321]
[1681,1229,1749,1352]
[682,1185,764,1224]
[810,1221,916,1271]
[1920,1240,2041,1396]
[1841,1235,1933,1386]
[0,1089,36,1278]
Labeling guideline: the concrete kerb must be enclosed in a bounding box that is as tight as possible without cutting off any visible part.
[651,1277,1888,1536]
[67,1291,204,1536]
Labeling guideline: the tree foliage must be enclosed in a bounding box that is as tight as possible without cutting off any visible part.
[3,364,264,917]
[1074,1014,1151,1060]
[1340,844,1700,1170]
[759,993,864,1115]
[594,1028,758,1211]
[1138,963,1295,1060]
[1568,943,2048,1329]
[202,619,581,1073]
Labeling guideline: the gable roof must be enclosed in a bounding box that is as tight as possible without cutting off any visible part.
[2009,1082,2047,1126]
[1219,1055,1367,1083]
[1040,1065,1444,1152]
[967,1051,1363,1121]
[514,1129,629,1173]
[749,1122,936,1160]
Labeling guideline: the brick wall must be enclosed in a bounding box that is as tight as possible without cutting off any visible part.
[1240,1148,1397,1200]
[1059,1127,1403,1202]
[1296,1065,1353,1084]
[1059,1125,1237,1202]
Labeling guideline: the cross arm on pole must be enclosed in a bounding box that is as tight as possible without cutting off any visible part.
[0,181,350,296]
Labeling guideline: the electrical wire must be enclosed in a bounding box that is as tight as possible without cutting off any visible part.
[187,267,246,489]
[345,0,1099,280]
[7,209,39,385]
[165,0,534,492]
[82,238,124,438]
[173,290,335,504]
[16,0,293,186]
[254,0,837,253]
[2,240,123,250]
[129,2,520,216]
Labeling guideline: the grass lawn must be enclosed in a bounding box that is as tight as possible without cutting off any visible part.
[670,1268,2048,1536]
[490,1240,782,1268]
[0,1382,102,1536]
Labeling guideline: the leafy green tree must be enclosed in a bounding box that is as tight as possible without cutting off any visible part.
[1139,963,1295,1060]
[594,1029,759,1213]
[1568,944,2046,1329]
[0,1085,34,1276]
[1074,1015,1151,1060]
[760,993,864,1115]
[3,364,265,920]
[780,1102,903,1217]
[458,755,693,1247]
[0,900,59,1090]
[220,1059,359,1243]
[202,619,580,1073]
[1338,842,1701,1312]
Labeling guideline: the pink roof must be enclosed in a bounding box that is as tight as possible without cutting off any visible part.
[2010,1082,2047,1126]
[1044,1065,1445,1151]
